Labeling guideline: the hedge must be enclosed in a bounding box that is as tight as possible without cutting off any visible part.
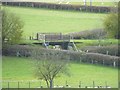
[81,53,119,67]
[69,29,106,39]
[2,45,120,67]
[1,2,116,13]
[80,45,119,56]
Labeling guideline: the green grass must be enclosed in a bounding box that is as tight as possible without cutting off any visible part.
[3,6,106,39]
[75,39,118,48]
[2,56,118,88]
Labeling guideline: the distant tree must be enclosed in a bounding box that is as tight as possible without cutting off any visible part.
[2,9,24,44]
[31,51,70,88]
[103,13,119,39]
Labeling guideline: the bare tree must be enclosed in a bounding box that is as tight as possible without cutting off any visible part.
[31,50,70,88]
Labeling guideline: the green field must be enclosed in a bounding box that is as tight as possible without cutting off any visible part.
[3,6,107,38]
[2,56,118,88]
[2,5,119,88]
[75,39,118,48]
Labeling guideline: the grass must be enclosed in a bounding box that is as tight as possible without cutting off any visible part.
[75,39,118,48]
[2,56,118,88]
[3,6,106,39]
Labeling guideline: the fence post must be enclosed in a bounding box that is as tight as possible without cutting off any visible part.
[103,60,104,65]
[105,81,107,88]
[106,51,109,55]
[65,80,68,87]
[40,80,41,87]
[18,81,19,89]
[8,82,9,89]
[40,80,43,88]
[79,81,81,88]
[93,81,95,88]
[92,59,93,64]
[113,61,116,67]
[29,81,30,88]
[115,52,116,56]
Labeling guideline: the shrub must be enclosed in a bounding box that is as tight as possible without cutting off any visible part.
[70,29,106,39]
[2,2,112,13]
[3,45,120,67]
[81,53,119,66]
[80,45,119,56]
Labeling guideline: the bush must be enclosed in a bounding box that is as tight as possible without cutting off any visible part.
[2,45,120,67]
[70,29,106,39]
[80,45,119,56]
[2,2,112,13]
[81,53,119,66]
[103,13,119,39]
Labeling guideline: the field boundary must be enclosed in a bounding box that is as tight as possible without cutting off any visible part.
[2,80,114,88]
[1,2,117,13]
[2,45,120,67]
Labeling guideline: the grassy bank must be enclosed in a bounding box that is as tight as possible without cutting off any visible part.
[2,56,118,88]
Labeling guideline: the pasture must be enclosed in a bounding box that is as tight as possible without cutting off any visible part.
[3,6,106,38]
[75,39,118,48]
[2,56,118,88]
[2,3,119,89]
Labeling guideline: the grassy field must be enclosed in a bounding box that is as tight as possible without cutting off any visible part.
[75,39,118,48]
[3,6,106,39]
[2,56,118,88]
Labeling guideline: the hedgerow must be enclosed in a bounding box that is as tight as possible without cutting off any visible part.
[2,45,119,67]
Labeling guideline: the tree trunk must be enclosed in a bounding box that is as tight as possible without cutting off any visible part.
[49,80,53,88]
[45,80,50,88]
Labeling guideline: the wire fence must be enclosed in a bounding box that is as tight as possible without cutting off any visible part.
[2,80,113,88]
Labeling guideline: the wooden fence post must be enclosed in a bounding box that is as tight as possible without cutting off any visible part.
[105,81,107,88]
[8,82,9,89]
[93,81,95,88]
[29,81,30,88]
[106,51,109,55]
[92,59,93,64]
[113,61,116,67]
[65,80,68,87]
[79,81,81,88]
[18,81,19,89]
[103,60,104,65]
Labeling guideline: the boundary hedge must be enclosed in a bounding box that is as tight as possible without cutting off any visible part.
[2,2,117,13]
[2,45,120,67]
[81,45,119,56]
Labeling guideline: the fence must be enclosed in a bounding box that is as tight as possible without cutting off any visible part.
[1,2,117,13]
[2,80,113,88]
[36,33,70,42]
